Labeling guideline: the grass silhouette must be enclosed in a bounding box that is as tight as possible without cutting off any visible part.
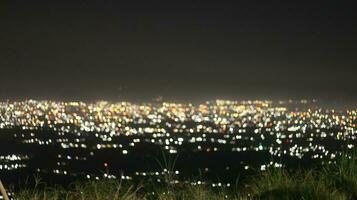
[5,151,356,200]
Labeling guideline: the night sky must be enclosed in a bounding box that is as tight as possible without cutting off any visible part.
[0,0,356,103]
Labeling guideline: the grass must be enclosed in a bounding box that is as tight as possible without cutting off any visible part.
[323,152,357,200]
[245,151,356,200]
[154,148,179,186]
[4,152,357,200]
[246,168,346,200]
[154,184,236,200]
[15,180,142,200]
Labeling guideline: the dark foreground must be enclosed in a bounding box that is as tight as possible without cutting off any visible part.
[2,152,356,200]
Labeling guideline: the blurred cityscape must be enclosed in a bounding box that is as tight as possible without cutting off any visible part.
[0,99,356,187]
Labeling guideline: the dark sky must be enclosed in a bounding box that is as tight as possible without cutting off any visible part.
[0,0,356,103]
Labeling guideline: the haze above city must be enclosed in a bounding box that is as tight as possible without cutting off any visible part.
[0,1,356,104]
